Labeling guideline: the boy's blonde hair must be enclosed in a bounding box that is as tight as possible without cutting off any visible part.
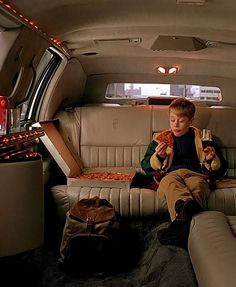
[169,98,195,119]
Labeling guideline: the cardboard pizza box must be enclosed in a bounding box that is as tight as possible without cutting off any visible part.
[67,167,136,189]
[33,120,82,178]
[34,121,136,189]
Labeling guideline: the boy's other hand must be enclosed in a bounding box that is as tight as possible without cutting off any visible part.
[156,142,168,158]
[204,146,216,161]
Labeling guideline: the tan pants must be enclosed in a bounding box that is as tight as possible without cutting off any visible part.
[158,169,210,221]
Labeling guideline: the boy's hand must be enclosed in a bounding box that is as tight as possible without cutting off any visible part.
[156,142,168,158]
[204,146,216,161]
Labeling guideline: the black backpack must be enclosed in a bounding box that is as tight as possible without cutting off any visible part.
[59,196,120,276]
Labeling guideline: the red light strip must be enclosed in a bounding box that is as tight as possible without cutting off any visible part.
[0,1,63,46]
[0,129,45,147]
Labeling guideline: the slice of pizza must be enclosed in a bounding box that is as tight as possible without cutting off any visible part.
[154,130,173,155]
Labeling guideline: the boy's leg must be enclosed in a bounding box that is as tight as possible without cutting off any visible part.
[158,170,193,221]
[157,169,209,249]
[158,169,210,221]
[184,171,210,210]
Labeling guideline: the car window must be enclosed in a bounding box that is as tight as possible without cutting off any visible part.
[105,83,222,102]
[21,48,61,124]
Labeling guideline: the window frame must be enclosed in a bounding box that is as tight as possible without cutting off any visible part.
[21,48,62,126]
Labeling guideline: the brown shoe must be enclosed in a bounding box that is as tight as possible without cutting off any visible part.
[157,220,189,249]
[175,199,203,222]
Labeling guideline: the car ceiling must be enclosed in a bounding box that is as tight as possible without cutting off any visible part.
[2,0,236,85]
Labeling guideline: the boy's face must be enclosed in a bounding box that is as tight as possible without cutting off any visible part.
[169,110,193,137]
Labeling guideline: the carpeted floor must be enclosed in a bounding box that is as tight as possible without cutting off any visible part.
[0,218,198,287]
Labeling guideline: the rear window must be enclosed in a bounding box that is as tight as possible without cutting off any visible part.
[105,83,222,102]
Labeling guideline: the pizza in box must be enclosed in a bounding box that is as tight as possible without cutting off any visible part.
[76,171,133,181]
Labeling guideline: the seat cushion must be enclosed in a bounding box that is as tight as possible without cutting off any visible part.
[51,185,168,221]
[188,211,236,287]
[51,185,236,221]
[207,187,236,215]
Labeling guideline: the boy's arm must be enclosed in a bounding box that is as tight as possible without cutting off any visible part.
[141,140,162,176]
[209,141,228,179]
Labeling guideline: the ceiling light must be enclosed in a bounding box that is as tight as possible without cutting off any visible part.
[156,66,178,75]
[157,67,166,74]
[168,67,178,74]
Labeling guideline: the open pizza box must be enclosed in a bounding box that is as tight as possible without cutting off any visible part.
[34,120,136,189]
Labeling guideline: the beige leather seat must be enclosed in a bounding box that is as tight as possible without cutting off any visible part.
[49,105,236,221]
[188,211,236,287]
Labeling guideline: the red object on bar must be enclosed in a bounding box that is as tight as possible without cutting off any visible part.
[0,96,9,110]
[0,128,45,162]
[0,128,45,147]
[0,96,9,128]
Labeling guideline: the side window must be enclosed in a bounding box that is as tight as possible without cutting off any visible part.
[21,48,61,125]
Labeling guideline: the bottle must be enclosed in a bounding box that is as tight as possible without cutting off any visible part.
[0,95,9,135]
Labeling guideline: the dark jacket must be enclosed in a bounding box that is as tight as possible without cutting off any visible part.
[141,127,228,181]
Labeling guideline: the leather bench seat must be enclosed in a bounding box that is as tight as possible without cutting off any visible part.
[52,185,236,221]
[50,105,236,221]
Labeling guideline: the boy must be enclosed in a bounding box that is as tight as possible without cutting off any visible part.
[141,98,228,248]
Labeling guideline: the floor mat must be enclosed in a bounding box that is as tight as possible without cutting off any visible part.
[0,219,198,287]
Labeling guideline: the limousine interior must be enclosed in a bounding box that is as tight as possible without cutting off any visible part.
[1,1,236,287]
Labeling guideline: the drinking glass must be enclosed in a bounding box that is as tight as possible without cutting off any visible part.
[201,129,212,148]
[8,108,20,133]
